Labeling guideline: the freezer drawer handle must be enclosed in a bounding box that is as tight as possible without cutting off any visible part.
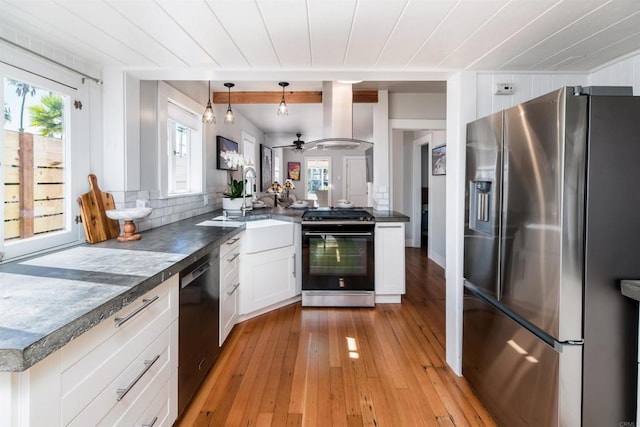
[114,296,159,327]
[116,354,160,401]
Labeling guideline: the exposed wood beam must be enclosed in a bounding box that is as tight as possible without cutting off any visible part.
[212,91,321,104]
[211,90,378,104]
[353,91,378,103]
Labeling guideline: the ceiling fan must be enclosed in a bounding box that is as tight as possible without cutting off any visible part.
[273,133,313,152]
[273,133,373,152]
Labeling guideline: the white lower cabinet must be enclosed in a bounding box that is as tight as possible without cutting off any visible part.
[0,275,179,427]
[375,222,406,303]
[239,244,296,316]
[220,234,241,346]
[239,220,297,319]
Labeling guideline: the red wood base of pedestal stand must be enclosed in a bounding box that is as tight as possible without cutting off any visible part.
[117,219,142,242]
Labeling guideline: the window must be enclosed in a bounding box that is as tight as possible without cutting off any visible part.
[166,100,202,196]
[1,68,81,261]
[305,158,331,201]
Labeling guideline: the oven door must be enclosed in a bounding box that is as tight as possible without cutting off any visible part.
[302,223,374,291]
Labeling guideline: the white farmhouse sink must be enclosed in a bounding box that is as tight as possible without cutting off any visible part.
[242,219,293,254]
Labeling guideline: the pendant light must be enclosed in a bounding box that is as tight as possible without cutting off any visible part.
[277,81,289,116]
[202,80,216,124]
[224,82,235,124]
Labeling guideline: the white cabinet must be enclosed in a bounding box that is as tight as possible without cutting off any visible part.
[0,276,179,427]
[220,234,241,346]
[375,222,406,303]
[239,220,297,319]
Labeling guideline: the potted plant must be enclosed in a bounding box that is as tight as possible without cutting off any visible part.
[220,150,255,211]
[222,178,253,211]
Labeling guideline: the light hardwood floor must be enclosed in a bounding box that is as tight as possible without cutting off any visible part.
[177,248,497,426]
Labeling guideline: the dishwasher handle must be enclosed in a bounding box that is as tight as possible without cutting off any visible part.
[181,260,211,289]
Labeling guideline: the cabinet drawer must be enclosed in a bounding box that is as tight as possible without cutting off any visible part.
[220,246,240,278]
[61,276,178,424]
[220,234,241,257]
[67,323,175,426]
[133,376,173,427]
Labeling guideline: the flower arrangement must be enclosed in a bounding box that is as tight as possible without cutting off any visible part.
[220,150,254,169]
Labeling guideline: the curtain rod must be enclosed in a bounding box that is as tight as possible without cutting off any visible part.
[0,36,103,85]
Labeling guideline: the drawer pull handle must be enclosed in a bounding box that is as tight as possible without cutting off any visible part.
[116,354,160,401]
[142,416,158,427]
[228,283,240,296]
[227,237,240,245]
[114,296,159,327]
[227,252,240,262]
[377,225,402,229]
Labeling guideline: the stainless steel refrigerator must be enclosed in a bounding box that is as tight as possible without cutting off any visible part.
[463,86,640,426]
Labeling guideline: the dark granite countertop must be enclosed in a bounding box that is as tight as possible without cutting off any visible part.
[0,212,244,372]
[0,206,408,372]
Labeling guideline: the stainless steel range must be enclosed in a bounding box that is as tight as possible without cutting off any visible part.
[301,208,375,307]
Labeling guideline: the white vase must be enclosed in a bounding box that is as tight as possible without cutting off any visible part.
[223,197,252,211]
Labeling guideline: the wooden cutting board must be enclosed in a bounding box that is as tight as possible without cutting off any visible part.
[77,174,121,243]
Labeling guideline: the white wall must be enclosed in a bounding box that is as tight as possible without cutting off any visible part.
[476,72,588,118]
[428,131,446,267]
[590,53,640,94]
[445,71,477,375]
[389,93,447,119]
[391,129,405,213]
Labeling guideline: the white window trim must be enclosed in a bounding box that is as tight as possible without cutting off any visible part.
[157,82,204,198]
[304,156,331,202]
[0,62,90,262]
[242,131,256,167]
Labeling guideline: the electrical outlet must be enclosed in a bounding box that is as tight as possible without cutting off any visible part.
[203,194,208,206]
[495,83,515,95]
[136,199,150,208]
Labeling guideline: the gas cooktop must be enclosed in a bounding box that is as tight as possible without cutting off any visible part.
[301,207,374,222]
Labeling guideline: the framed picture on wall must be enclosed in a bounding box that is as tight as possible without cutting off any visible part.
[260,144,273,191]
[287,162,301,181]
[216,135,239,171]
[432,145,446,175]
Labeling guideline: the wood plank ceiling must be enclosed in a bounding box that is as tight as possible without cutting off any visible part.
[1,0,639,141]
[2,0,639,72]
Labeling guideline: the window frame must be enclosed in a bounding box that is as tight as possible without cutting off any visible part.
[304,157,331,202]
[1,63,88,261]
[158,82,203,198]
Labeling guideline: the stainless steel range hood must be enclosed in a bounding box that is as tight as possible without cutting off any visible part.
[313,81,372,150]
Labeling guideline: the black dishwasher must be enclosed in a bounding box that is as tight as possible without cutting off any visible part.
[178,249,220,416]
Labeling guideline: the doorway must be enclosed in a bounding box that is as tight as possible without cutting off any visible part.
[343,156,367,206]
[305,157,331,205]
[389,119,446,267]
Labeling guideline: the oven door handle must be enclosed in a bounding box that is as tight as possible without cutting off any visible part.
[304,232,373,237]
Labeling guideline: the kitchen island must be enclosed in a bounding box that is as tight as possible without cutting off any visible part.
[0,207,407,426]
